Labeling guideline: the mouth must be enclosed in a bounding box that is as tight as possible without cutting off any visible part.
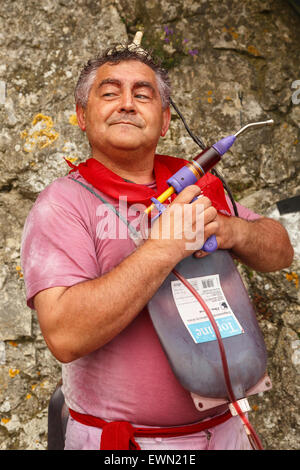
[109,121,141,128]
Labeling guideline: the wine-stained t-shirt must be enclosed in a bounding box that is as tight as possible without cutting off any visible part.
[21,171,260,427]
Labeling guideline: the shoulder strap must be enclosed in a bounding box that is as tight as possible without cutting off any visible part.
[69,178,142,244]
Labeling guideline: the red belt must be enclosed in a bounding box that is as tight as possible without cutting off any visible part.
[69,408,232,450]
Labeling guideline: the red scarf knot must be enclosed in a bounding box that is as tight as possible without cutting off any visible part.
[65,155,231,215]
[101,421,140,450]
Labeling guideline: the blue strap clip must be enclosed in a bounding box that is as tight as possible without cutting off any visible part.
[150,197,167,222]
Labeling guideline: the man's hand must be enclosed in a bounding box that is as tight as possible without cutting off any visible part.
[194,212,294,272]
[148,185,218,261]
[193,213,236,258]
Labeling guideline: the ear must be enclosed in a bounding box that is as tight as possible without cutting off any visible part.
[76,104,87,131]
[161,106,171,137]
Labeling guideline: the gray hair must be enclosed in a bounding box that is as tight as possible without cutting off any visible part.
[74,46,171,110]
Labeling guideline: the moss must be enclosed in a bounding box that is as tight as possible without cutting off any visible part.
[244,266,254,280]
[143,31,186,70]
[119,6,199,70]
[229,179,253,197]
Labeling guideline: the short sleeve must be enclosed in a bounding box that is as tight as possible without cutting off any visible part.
[21,188,100,310]
[225,195,261,221]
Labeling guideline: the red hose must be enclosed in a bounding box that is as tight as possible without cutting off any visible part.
[172,268,264,450]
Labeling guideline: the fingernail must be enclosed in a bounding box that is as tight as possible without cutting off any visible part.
[194,251,204,257]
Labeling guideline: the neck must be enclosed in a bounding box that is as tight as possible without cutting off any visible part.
[91,148,156,184]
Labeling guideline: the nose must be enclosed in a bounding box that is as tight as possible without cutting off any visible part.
[118,88,136,114]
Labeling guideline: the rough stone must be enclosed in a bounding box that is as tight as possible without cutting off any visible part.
[0,0,299,450]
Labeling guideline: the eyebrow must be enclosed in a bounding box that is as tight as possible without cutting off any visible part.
[98,78,121,88]
[98,78,156,95]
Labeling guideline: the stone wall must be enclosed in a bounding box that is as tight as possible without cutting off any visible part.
[0,0,299,450]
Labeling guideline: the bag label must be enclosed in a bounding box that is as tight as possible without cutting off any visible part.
[171,274,244,344]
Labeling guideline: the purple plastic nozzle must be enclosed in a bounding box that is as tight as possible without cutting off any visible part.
[212,135,236,156]
[202,234,218,252]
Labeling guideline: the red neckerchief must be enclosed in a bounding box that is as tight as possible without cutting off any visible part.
[65,155,230,214]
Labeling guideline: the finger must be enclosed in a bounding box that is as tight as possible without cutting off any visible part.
[193,194,212,210]
[193,250,209,258]
[171,185,202,204]
[203,220,219,240]
[192,220,219,256]
[203,205,218,223]
[187,200,216,227]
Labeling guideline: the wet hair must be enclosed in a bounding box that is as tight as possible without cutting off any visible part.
[74,44,171,110]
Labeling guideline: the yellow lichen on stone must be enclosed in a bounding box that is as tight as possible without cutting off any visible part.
[21,113,59,152]
[285,272,299,289]
[247,45,260,56]
[69,114,78,126]
[1,418,10,425]
[222,26,238,40]
[65,157,78,163]
[15,265,23,278]
[9,368,20,378]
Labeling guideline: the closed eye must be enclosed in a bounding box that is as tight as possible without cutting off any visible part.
[135,94,150,99]
[102,92,119,98]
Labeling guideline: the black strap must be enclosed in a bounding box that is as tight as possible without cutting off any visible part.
[69,178,141,241]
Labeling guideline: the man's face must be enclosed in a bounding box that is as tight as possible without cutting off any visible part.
[76,60,170,157]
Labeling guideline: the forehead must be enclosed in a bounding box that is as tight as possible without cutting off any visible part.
[93,60,158,89]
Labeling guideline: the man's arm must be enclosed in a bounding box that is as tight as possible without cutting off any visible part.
[34,186,217,363]
[195,213,294,272]
[33,187,293,364]
[34,239,182,363]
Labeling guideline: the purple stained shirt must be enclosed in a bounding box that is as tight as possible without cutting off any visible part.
[21,171,259,449]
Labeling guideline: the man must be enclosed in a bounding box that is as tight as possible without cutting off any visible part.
[21,37,293,450]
